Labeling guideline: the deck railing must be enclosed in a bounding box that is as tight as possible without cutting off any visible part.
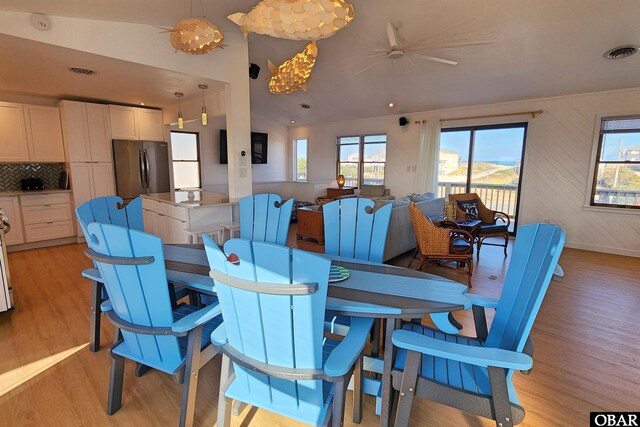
[438,182,519,218]
[438,183,640,217]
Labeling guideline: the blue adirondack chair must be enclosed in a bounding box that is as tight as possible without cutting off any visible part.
[323,198,392,263]
[76,196,144,352]
[203,236,373,427]
[390,223,566,427]
[84,223,223,427]
[239,193,294,245]
[322,198,392,349]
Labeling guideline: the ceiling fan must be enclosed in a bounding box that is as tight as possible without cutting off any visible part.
[355,22,493,74]
[383,22,459,65]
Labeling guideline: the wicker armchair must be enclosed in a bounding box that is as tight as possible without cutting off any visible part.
[448,192,511,259]
[408,202,474,286]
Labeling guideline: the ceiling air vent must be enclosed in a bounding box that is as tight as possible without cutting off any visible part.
[604,46,638,60]
[69,67,97,75]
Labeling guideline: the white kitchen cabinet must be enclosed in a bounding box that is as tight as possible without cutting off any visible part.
[20,193,74,243]
[91,162,116,197]
[109,105,138,140]
[136,109,164,141]
[109,105,163,141]
[60,101,112,163]
[0,196,24,245]
[163,215,190,244]
[23,105,65,162]
[69,162,116,237]
[0,102,29,162]
[86,104,112,161]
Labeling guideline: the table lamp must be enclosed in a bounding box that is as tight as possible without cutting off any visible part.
[337,174,345,189]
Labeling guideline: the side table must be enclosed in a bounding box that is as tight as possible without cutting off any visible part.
[296,206,324,244]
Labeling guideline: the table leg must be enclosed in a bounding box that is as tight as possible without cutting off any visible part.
[380,318,400,427]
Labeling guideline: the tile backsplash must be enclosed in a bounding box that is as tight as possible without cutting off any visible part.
[0,163,65,191]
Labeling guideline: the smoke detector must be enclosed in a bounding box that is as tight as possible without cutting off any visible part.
[31,14,51,31]
[604,46,638,60]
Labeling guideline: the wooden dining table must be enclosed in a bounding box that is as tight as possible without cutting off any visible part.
[163,243,472,427]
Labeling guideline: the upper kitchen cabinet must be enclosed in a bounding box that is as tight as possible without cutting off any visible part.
[0,102,31,162]
[59,101,112,162]
[109,105,163,141]
[0,102,65,163]
[23,105,65,162]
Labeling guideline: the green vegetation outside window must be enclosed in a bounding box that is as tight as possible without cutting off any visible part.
[591,116,640,209]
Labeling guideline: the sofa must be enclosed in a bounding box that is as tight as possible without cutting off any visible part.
[381,195,445,261]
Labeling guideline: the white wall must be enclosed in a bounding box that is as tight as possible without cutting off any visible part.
[290,88,640,257]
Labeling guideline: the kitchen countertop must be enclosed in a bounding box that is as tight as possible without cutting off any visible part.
[0,189,73,196]
[142,191,240,207]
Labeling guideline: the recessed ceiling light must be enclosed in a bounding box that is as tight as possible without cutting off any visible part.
[291,120,295,124]
[604,45,638,60]
[388,102,394,108]
[299,103,311,109]
[69,67,96,75]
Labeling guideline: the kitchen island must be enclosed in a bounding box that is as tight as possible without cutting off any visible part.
[141,191,240,244]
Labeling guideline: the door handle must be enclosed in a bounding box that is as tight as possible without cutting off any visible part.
[139,149,146,189]
[143,149,151,194]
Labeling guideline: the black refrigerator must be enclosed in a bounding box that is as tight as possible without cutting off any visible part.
[112,140,170,200]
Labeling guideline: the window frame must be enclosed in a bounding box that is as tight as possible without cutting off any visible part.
[588,115,640,210]
[293,137,308,182]
[336,133,387,188]
[170,130,202,190]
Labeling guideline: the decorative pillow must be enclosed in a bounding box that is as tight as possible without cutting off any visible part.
[456,199,480,219]
[391,197,411,207]
[409,192,435,202]
[360,185,386,198]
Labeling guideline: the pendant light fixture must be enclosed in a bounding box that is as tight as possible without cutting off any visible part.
[175,92,184,129]
[198,84,208,126]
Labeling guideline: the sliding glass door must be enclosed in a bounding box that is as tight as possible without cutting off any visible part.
[438,123,527,233]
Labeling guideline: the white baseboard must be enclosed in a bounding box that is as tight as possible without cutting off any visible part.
[565,241,640,258]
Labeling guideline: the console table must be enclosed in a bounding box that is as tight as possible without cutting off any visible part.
[317,187,355,205]
[296,206,324,244]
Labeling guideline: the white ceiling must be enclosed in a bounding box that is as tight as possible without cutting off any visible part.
[1,0,640,125]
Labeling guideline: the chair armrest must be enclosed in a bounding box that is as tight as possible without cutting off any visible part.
[171,303,222,334]
[392,330,532,371]
[100,299,113,312]
[211,323,228,346]
[82,268,101,281]
[494,211,511,227]
[467,294,499,309]
[324,317,373,378]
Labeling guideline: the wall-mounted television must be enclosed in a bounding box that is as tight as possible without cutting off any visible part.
[219,129,268,164]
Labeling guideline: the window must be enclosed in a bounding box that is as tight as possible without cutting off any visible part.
[294,138,308,181]
[438,123,527,233]
[590,116,640,209]
[170,131,201,190]
[337,134,387,188]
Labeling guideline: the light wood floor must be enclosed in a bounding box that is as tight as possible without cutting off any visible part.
[1,227,639,426]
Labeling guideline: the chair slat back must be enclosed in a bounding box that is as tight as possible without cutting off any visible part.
[239,194,294,245]
[486,224,565,353]
[323,198,392,262]
[86,223,182,370]
[204,236,330,415]
[76,196,144,240]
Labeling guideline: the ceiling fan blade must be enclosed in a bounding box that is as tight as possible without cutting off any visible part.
[413,54,458,66]
[354,61,381,76]
[386,22,400,49]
